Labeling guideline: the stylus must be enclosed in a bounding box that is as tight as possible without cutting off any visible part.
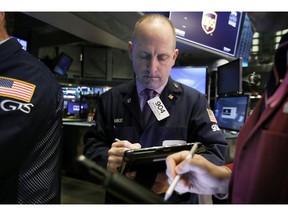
[164,143,199,201]
[115,138,120,142]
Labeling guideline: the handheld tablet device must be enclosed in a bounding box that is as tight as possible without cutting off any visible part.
[119,142,205,174]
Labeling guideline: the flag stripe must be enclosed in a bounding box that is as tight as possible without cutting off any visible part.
[0,76,35,102]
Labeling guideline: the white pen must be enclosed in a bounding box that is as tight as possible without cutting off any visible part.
[115,138,120,142]
[164,143,199,201]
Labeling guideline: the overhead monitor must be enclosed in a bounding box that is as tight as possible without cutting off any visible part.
[214,95,250,132]
[235,13,254,67]
[53,52,73,76]
[169,11,243,57]
[170,66,208,95]
[217,58,243,96]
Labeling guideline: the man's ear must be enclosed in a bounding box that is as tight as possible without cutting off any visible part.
[171,48,179,67]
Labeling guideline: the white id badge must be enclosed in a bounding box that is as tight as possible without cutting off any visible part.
[147,96,170,121]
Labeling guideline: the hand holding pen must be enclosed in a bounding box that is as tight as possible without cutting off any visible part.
[107,138,141,173]
[164,143,199,201]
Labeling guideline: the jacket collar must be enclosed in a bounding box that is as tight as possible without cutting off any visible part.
[118,77,183,96]
[0,38,22,61]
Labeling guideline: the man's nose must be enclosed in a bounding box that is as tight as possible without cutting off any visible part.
[147,57,158,72]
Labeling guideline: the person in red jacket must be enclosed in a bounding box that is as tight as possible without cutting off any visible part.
[165,32,288,204]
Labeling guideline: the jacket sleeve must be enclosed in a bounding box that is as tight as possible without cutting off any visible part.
[83,94,111,168]
[0,66,60,177]
[187,93,228,166]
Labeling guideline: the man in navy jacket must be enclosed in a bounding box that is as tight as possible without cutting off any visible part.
[84,13,228,203]
[0,12,63,204]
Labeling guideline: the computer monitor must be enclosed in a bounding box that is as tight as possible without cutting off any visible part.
[217,58,243,96]
[235,13,254,67]
[54,52,73,76]
[169,12,243,57]
[170,66,208,95]
[67,102,88,115]
[214,95,250,132]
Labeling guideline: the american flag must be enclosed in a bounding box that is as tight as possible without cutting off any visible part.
[0,76,35,102]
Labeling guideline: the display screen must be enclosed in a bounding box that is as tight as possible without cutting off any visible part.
[169,12,243,57]
[62,86,109,101]
[67,102,88,115]
[217,58,243,96]
[214,95,250,131]
[170,66,208,95]
[235,13,254,67]
[54,52,73,76]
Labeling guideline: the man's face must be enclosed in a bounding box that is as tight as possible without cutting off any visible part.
[128,21,179,89]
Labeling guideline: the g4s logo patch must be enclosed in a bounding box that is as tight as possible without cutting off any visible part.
[0,99,34,114]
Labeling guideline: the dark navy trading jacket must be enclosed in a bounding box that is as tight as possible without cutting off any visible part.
[84,77,228,203]
[0,38,63,204]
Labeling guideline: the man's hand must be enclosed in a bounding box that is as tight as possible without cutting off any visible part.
[107,140,141,173]
[166,152,231,195]
[151,172,169,194]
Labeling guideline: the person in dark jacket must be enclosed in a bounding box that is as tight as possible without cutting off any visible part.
[83,13,228,203]
[0,12,63,204]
